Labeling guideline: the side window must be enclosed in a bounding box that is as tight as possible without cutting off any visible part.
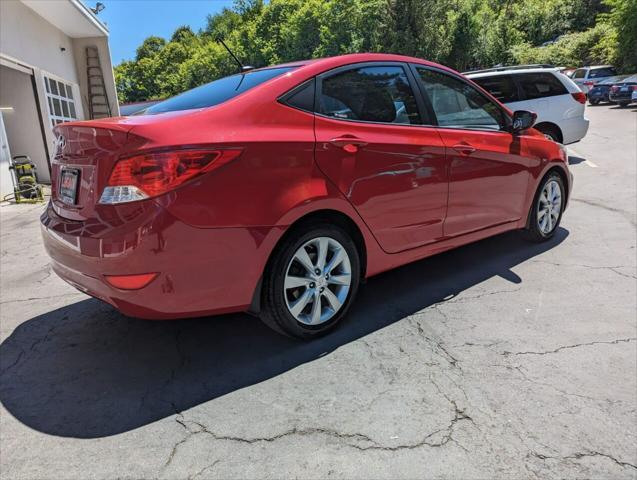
[472,75,519,103]
[590,67,617,78]
[281,79,315,112]
[416,68,503,130]
[516,73,568,99]
[572,69,586,79]
[319,65,422,125]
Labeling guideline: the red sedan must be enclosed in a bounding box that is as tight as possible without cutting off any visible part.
[41,53,572,339]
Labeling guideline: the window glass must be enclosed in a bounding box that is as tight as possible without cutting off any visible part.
[472,75,519,103]
[145,67,296,114]
[417,68,503,129]
[319,65,422,124]
[589,67,617,78]
[52,98,62,116]
[572,69,586,79]
[43,76,78,124]
[516,73,567,99]
[282,79,314,112]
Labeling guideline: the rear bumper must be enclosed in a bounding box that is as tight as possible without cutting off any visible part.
[609,92,633,103]
[40,201,281,319]
[561,116,590,145]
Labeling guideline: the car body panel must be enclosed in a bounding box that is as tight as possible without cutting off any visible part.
[314,114,448,253]
[41,53,572,319]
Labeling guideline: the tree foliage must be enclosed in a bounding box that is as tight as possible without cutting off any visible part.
[115,0,635,103]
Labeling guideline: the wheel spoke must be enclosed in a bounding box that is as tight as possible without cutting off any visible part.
[547,212,553,231]
[309,290,322,324]
[294,247,315,274]
[289,289,312,317]
[327,273,350,286]
[537,209,547,220]
[325,248,345,274]
[316,238,329,271]
[539,192,549,205]
[285,275,311,290]
[322,288,342,312]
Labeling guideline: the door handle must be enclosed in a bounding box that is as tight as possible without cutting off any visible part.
[330,136,368,153]
[452,143,476,155]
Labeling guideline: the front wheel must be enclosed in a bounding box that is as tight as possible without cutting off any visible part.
[260,224,360,339]
[588,99,600,106]
[618,102,629,108]
[524,172,565,242]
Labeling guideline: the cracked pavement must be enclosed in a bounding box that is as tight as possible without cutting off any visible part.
[1,106,636,479]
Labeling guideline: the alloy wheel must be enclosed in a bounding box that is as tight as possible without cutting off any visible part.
[284,237,352,326]
[537,179,562,235]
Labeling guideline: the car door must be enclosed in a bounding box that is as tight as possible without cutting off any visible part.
[412,65,533,238]
[313,63,449,254]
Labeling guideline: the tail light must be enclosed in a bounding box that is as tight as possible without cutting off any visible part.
[100,148,241,204]
[632,85,637,91]
[611,85,620,93]
[583,81,595,87]
[571,92,586,104]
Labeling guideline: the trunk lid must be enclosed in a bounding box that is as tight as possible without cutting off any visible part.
[51,120,144,221]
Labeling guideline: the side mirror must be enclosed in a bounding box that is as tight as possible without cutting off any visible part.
[511,110,537,134]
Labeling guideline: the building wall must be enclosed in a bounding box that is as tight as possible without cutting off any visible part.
[0,0,79,84]
[0,65,50,183]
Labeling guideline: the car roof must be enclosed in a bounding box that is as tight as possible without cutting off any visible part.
[466,67,560,78]
[579,65,615,70]
[255,53,455,76]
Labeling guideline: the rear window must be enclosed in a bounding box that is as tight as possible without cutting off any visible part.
[589,67,617,79]
[144,67,296,114]
[572,69,586,79]
[472,75,520,103]
[516,72,567,99]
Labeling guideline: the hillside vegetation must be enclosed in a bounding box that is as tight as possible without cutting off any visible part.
[115,0,637,103]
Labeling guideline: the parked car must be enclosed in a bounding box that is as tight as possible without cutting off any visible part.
[587,75,631,104]
[467,66,589,143]
[632,87,637,104]
[608,74,637,107]
[559,67,577,78]
[41,53,572,339]
[571,65,618,93]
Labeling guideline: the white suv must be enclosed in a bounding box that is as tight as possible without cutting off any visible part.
[466,66,590,144]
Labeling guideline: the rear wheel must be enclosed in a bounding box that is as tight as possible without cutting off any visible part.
[524,172,565,242]
[588,99,600,106]
[618,102,630,108]
[260,224,360,339]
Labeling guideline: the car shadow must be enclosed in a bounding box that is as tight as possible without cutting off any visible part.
[0,228,568,439]
[568,155,587,165]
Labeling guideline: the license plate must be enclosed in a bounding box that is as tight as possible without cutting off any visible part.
[621,87,629,92]
[60,168,79,205]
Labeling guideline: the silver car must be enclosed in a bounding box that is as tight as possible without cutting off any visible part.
[571,65,618,93]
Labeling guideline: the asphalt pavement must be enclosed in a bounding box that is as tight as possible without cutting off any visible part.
[0,104,635,479]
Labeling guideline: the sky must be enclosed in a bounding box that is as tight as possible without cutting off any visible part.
[83,0,234,65]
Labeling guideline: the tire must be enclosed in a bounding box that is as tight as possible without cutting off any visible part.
[524,172,565,242]
[535,124,562,143]
[618,102,629,108]
[588,99,599,106]
[260,223,360,339]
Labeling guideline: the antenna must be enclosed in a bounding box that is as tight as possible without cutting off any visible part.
[215,37,254,73]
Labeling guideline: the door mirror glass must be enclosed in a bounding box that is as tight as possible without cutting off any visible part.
[511,110,537,133]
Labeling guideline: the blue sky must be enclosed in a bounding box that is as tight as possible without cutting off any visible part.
[84,0,234,65]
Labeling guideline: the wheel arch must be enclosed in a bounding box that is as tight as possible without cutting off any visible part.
[534,122,564,143]
[249,208,368,314]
